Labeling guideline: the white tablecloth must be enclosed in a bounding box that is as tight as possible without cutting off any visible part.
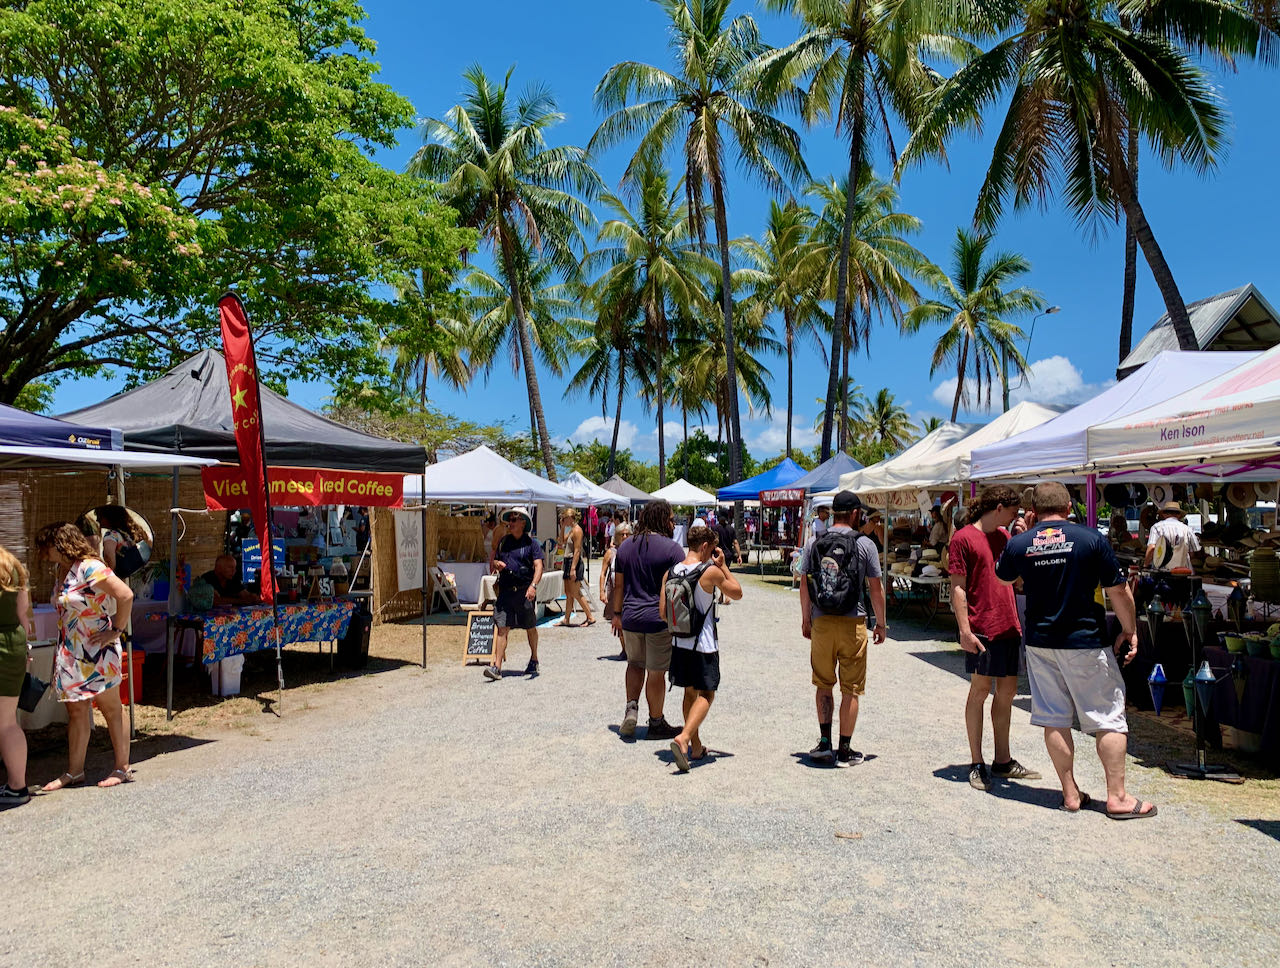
[438,561,490,604]
[478,572,564,607]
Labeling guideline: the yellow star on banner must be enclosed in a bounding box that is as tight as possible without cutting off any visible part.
[232,386,248,410]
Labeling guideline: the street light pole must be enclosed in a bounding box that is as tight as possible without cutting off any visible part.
[1003,305,1061,411]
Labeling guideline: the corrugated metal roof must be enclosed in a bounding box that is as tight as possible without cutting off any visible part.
[1118,283,1280,376]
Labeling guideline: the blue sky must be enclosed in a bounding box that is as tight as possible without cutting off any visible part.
[52,1,1280,462]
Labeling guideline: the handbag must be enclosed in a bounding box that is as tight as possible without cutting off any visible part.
[18,670,49,714]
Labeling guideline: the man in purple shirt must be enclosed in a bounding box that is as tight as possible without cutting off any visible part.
[611,500,683,739]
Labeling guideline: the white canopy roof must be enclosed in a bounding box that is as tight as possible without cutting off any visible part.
[829,422,980,497]
[971,351,1257,481]
[561,471,631,507]
[0,444,215,471]
[1088,343,1280,470]
[404,445,576,504]
[650,478,718,506]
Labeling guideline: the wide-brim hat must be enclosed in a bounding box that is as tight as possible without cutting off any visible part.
[1226,483,1255,509]
[1159,501,1185,516]
[501,506,533,529]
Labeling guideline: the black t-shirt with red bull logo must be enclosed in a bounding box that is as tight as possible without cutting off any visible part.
[995,519,1126,649]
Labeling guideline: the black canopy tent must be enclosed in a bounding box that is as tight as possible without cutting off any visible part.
[61,349,430,716]
[61,349,425,472]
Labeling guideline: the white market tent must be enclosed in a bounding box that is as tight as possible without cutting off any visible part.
[829,421,980,502]
[970,351,1257,482]
[405,445,576,504]
[651,478,718,506]
[1088,342,1280,474]
[561,471,631,507]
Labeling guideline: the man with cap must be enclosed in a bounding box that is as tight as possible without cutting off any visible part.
[1145,501,1200,572]
[796,490,887,765]
[485,506,544,680]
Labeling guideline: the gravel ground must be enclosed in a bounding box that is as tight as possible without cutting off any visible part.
[4,573,1279,967]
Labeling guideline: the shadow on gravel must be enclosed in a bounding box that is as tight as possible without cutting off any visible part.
[654,747,734,770]
[1235,819,1280,843]
[932,764,1069,811]
[907,650,1034,712]
[595,652,628,662]
[607,724,637,744]
[790,752,878,770]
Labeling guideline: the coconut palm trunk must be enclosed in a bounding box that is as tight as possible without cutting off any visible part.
[951,334,970,422]
[499,224,560,479]
[821,113,865,462]
[710,170,743,485]
[1119,127,1139,364]
[785,309,794,458]
[654,302,668,487]
[608,356,626,477]
[1112,169,1196,351]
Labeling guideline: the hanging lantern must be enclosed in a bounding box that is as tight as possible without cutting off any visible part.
[1182,668,1196,719]
[1228,584,1246,631]
[1147,663,1167,716]
[1188,587,1213,647]
[1194,660,1217,717]
[1145,593,1165,641]
[1232,655,1249,705]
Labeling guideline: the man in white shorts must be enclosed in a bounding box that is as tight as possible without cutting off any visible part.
[995,483,1156,819]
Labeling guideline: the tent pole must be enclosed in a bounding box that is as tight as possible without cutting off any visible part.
[420,473,427,670]
[166,467,179,721]
[115,463,136,740]
[1086,474,1098,529]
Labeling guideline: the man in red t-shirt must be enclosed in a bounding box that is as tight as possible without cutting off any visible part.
[949,484,1043,791]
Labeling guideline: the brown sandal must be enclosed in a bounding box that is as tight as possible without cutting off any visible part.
[97,768,134,788]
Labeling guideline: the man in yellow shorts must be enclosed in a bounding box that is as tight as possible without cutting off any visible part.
[797,491,887,765]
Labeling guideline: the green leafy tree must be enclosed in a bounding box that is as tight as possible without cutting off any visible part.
[592,0,808,485]
[737,200,825,458]
[859,387,916,451]
[411,64,602,478]
[0,0,470,404]
[901,0,1274,352]
[327,401,544,470]
[757,0,971,459]
[918,414,944,435]
[666,429,755,491]
[906,229,1044,421]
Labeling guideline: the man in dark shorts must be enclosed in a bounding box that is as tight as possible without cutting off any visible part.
[611,500,683,739]
[949,484,1041,791]
[996,482,1155,818]
[485,506,544,681]
[712,515,742,565]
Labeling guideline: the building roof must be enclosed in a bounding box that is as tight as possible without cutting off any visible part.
[1118,283,1280,377]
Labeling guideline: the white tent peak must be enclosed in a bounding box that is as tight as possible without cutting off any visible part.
[406,445,576,504]
[561,471,631,507]
[650,478,718,506]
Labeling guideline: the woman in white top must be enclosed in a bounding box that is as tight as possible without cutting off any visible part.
[659,526,742,772]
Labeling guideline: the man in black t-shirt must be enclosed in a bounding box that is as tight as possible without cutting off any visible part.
[713,518,741,565]
[996,483,1156,819]
[202,555,255,606]
[485,507,544,680]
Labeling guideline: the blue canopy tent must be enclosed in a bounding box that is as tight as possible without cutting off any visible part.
[0,402,122,452]
[788,452,863,494]
[716,458,807,502]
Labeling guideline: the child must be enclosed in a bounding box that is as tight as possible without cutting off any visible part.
[659,526,743,772]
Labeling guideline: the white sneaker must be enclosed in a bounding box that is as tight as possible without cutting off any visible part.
[620,700,639,736]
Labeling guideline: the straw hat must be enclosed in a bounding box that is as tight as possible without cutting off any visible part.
[1158,501,1185,516]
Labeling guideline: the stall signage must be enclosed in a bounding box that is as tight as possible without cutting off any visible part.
[761,488,805,506]
[202,465,404,510]
[464,611,496,664]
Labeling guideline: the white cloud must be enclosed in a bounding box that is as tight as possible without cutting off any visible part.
[932,355,1113,416]
[744,412,821,455]
[567,416,636,450]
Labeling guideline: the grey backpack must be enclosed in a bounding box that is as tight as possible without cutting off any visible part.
[665,563,713,638]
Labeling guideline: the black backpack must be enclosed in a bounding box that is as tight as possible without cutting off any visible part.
[664,563,714,639]
[808,530,868,614]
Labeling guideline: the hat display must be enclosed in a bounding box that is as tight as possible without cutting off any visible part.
[1103,482,1148,507]
[1254,481,1279,503]
[832,490,864,513]
[1226,483,1255,509]
[1150,483,1172,507]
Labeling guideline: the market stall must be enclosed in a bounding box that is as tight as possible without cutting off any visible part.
[598,474,652,506]
[650,478,717,506]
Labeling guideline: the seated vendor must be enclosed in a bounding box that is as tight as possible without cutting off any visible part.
[202,554,256,606]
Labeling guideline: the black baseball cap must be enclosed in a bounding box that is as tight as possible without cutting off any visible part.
[832,490,864,512]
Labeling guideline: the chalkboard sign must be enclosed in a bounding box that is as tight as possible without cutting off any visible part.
[463,610,496,664]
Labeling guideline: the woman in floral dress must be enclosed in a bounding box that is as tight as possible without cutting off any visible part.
[34,523,134,790]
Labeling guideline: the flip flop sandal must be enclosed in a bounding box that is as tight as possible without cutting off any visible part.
[669,740,690,773]
[1058,792,1093,812]
[97,768,134,788]
[690,746,708,761]
[40,772,85,793]
[1107,800,1157,820]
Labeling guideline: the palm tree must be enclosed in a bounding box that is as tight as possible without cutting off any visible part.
[813,378,868,446]
[592,0,808,484]
[901,1,1272,352]
[737,200,825,458]
[756,0,973,459]
[918,415,944,435]
[387,264,472,406]
[410,65,603,478]
[906,228,1044,421]
[859,387,916,451]
[808,171,925,450]
[464,253,586,442]
[585,161,714,486]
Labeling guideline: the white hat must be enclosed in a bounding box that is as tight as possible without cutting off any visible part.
[502,506,533,529]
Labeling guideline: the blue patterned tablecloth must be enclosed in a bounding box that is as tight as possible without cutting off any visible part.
[173,602,356,664]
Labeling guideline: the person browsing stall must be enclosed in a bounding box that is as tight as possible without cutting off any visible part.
[996,483,1155,818]
[1144,501,1200,572]
[202,555,256,607]
[557,508,595,628]
[796,491,887,766]
[0,545,35,808]
[950,485,1042,791]
[485,507,544,681]
[659,527,742,773]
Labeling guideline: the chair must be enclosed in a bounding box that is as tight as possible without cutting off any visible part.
[430,566,460,614]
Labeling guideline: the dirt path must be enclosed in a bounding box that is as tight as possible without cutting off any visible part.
[4,574,1278,967]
